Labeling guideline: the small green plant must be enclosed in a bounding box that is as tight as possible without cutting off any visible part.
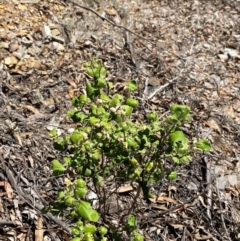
[127,215,144,241]
[49,59,211,240]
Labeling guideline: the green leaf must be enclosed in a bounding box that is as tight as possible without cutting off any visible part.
[70,210,77,218]
[153,168,162,182]
[146,112,158,121]
[92,60,100,68]
[84,127,92,134]
[165,115,179,125]
[77,201,99,222]
[84,62,91,68]
[130,158,138,166]
[120,122,128,131]
[126,98,139,108]
[51,159,65,175]
[76,179,86,188]
[126,137,139,149]
[82,169,92,179]
[64,156,71,164]
[85,233,94,241]
[196,139,211,151]
[49,129,57,137]
[97,106,106,116]
[100,94,111,103]
[71,228,81,237]
[111,113,122,122]
[70,131,87,144]
[91,150,101,161]
[166,171,177,180]
[64,194,75,206]
[53,137,68,151]
[145,162,154,172]
[57,190,65,200]
[170,104,190,120]
[70,94,90,107]
[93,67,107,79]
[99,226,108,236]
[101,112,111,120]
[179,155,192,163]
[132,230,144,241]
[170,130,189,154]
[80,94,89,102]
[170,130,188,143]
[127,80,138,92]
[67,109,76,118]
[72,237,81,241]
[89,116,100,126]
[86,82,95,98]
[95,78,107,88]
[110,94,124,107]
[67,110,86,123]
[86,68,95,77]
[83,224,97,234]
[129,126,137,134]
[121,105,133,116]
[84,141,93,152]
[71,96,80,107]
[127,214,137,228]
[74,187,88,198]
[76,220,83,227]
[108,81,113,89]
[99,67,107,78]
[134,168,141,177]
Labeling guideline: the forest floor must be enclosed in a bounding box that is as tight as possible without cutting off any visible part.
[0,0,240,240]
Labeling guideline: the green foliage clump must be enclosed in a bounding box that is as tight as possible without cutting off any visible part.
[49,59,211,241]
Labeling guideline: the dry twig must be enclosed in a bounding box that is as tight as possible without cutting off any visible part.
[0,152,71,234]
[67,0,154,44]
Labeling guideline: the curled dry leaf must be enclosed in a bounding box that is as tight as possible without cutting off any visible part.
[35,217,44,241]
[13,132,23,147]
[66,76,77,89]
[28,155,34,168]
[9,39,19,52]
[194,234,213,240]
[230,206,240,223]
[5,230,17,241]
[198,195,207,208]
[169,223,184,229]
[57,230,71,241]
[117,185,134,193]
[223,105,235,119]
[149,195,178,204]
[0,181,13,199]
[225,186,238,196]
[204,119,221,133]
[4,56,18,66]
[23,105,40,114]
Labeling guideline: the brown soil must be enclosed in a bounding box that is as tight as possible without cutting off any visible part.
[0,0,240,240]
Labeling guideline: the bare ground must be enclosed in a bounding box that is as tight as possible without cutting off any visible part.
[0,0,240,240]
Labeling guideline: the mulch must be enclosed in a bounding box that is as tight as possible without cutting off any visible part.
[0,0,240,240]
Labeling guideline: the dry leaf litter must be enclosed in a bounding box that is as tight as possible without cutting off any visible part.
[0,0,240,240]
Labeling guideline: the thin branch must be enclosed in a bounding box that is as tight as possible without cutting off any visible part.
[0,152,71,234]
[215,167,231,241]
[68,0,154,44]
[146,77,178,100]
